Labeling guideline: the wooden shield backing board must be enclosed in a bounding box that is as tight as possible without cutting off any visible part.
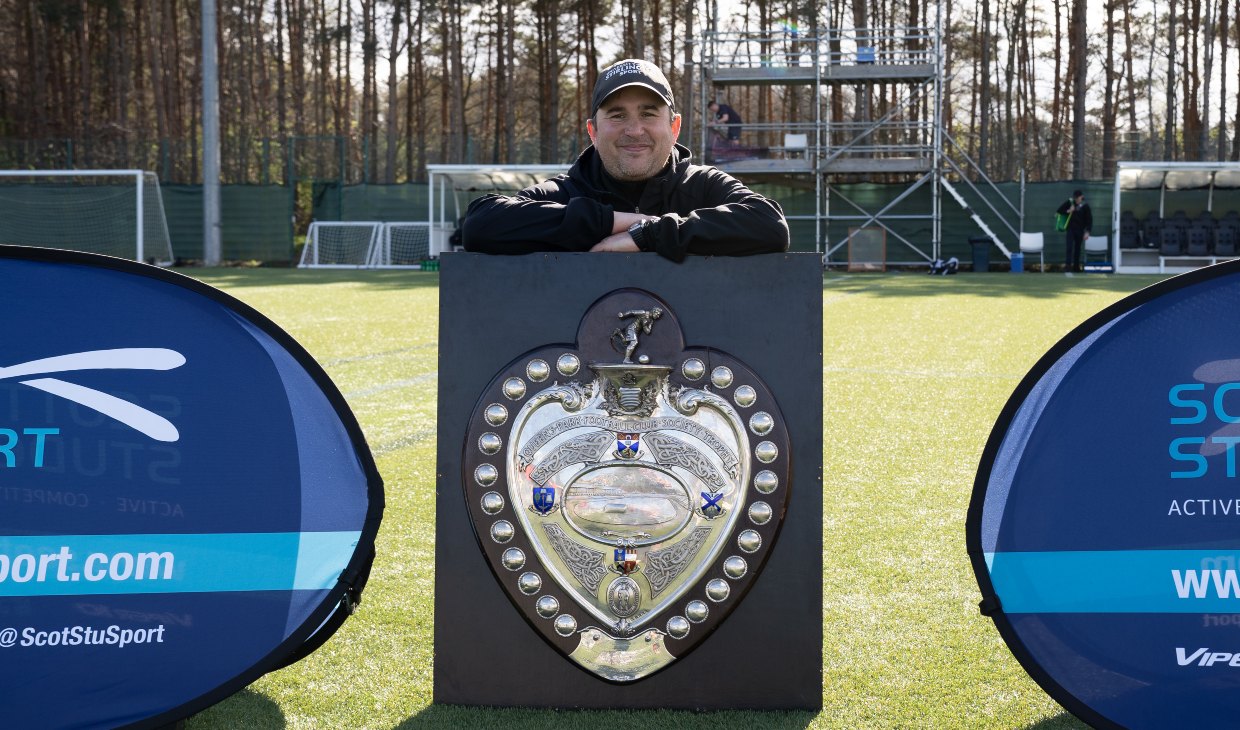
[433,252,822,709]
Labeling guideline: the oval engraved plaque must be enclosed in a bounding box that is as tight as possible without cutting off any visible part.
[563,463,693,546]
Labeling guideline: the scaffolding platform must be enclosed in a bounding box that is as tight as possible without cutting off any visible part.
[821,157,933,174]
[696,20,1029,266]
[716,158,816,174]
[712,63,936,85]
[715,157,933,176]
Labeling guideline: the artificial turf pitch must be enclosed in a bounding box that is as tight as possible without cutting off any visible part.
[180,268,1166,730]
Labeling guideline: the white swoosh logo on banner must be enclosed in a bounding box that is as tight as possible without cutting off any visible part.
[0,348,186,442]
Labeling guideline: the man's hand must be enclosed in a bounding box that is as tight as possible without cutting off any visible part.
[612,211,657,234]
[590,232,641,252]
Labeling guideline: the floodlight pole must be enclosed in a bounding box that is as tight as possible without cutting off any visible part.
[202,0,222,266]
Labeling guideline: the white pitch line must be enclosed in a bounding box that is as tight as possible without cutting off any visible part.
[320,344,436,368]
[343,371,438,399]
[823,366,1023,380]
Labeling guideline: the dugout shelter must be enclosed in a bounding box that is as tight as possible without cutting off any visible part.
[1112,161,1240,274]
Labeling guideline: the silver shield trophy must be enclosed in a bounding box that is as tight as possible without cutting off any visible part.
[463,289,790,682]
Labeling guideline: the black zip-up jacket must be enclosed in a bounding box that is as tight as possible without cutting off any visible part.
[1056,198,1093,235]
[462,143,790,262]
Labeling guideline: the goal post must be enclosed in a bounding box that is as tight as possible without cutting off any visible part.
[0,169,175,264]
[299,221,434,269]
[375,222,431,269]
[299,221,384,268]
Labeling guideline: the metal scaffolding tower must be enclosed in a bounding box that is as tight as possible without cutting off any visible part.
[697,3,1017,266]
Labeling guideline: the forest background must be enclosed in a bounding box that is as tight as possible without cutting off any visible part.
[0,0,1235,186]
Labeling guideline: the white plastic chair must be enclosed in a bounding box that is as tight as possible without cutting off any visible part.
[1084,235,1111,271]
[1084,234,1108,259]
[1019,232,1045,272]
[783,133,809,159]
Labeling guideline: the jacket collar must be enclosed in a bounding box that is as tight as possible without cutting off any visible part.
[568,143,693,195]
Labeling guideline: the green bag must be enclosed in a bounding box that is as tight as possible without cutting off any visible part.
[1055,203,1072,232]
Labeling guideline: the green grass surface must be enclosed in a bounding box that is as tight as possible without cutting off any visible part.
[176,268,1166,730]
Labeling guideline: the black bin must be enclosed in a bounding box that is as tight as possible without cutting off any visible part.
[969,237,991,272]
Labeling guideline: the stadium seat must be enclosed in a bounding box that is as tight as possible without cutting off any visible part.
[1119,211,1142,249]
[1193,211,1217,232]
[1217,227,1239,257]
[1187,226,1212,256]
[1160,226,1184,256]
[1019,231,1045,272]
[1216,211,1240,252]
[1142,212,1164,249]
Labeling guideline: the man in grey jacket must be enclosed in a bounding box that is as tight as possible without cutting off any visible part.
[462,59,789,262]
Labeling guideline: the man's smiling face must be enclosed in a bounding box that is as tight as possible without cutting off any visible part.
[588,86,682,183]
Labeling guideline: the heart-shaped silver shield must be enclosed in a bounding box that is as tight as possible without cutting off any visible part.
[462,288,790,682]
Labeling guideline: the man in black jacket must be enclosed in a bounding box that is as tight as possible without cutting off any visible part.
[462,59,789,262]
[1056,190,1092,273]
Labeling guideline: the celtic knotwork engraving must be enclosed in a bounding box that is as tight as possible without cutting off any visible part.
[643,432,726,488]
[644,527,713,598]
[529,431,613,484]
[543,523,608,594]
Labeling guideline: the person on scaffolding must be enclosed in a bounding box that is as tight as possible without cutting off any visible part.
[708,101,744,145]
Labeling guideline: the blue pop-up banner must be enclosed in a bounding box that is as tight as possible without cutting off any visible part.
[970,260,1240,730]
[0,247,382,729]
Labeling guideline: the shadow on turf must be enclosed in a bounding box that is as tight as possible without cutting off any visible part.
[823,271,1165,299]
[180,268,442,291]
[394,705,817,729]
[183,688,286,729]
[1023,711,1089,729]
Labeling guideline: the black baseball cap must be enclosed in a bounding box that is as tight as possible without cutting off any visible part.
[591,59,675,117]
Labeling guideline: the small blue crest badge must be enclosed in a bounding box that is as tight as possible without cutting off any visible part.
[700,491,725,519]
[613,546,639,575]
[615,432,641,460]
[532,485,556,514]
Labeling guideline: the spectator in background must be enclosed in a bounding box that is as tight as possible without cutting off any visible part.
[1056,190,1092,273]
[708,101,744,145]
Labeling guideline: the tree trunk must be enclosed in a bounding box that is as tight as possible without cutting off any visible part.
[1049,0,1064,177]
[1166,0,1178,159]
[274,0,287,138]
[384,1,404,183]
[1219,0,1230,159]
[1122,0,1139,156]
[1070,0,1086,178]
[1102,0,1117,175]
[1182,0,1202,159]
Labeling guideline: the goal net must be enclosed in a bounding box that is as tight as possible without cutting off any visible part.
[375,223,431,268]
[299,221,383,268]
[0,170,175,264]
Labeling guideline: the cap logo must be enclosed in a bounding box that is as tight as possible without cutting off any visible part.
[602,61,648,82]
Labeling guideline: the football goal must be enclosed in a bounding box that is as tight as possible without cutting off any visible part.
[299,221,384,268]
[0,170,175,264]
[299,221,434,269]
[375,222,431,268]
